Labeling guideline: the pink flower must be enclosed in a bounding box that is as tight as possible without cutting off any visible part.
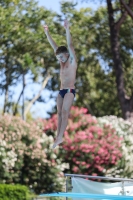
[73,166,79,173]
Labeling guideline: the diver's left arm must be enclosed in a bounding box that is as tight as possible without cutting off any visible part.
[64,20,76,62]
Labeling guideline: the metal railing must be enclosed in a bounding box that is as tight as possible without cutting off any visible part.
[64,173,133,198]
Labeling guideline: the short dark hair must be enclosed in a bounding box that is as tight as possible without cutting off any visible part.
[55,46,69,55]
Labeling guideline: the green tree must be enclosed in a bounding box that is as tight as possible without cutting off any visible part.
[0,0,61,118]
[47,2,120,117]
[79,0,133,120]
[1,0,133,120]
[58,1,133,119]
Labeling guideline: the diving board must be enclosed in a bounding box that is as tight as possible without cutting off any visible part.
[39,192,133,199]
[39,174,133,200]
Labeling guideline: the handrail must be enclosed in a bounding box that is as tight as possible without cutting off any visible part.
[64,173,133,182]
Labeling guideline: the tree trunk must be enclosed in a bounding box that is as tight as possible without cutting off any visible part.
[13,89,24,116]
[24,73,51,120]
[22,73,26,120]
[120,0,133,19]
[3,59,10,114]
[13,73,26,116]
[3,85,8,114]
[106,0,133,120]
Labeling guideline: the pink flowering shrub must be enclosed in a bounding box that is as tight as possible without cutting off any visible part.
[98,116,133,178]
[44,106,123,176]
[43,114,57,137]
[0,114,67,194]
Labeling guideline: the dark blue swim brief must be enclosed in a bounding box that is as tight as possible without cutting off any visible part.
[59,89,75,98]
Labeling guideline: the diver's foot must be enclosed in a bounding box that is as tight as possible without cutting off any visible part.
[52,137,63,149]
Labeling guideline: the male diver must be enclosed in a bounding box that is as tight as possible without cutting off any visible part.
[43,19,77,148]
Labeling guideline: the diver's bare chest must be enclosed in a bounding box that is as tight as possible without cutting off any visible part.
[60,64,73,76]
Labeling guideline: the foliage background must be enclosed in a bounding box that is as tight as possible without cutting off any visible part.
[0,0,133,196]
[1,0,133,118]
[0,114,68,194]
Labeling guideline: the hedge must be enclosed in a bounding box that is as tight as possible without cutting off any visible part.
[0,184,32,200]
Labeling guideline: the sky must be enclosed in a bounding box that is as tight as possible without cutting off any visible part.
[1,0,106,119]
[37,0,106,13]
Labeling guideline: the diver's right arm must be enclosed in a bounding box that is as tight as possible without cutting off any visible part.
[43,25,58,52]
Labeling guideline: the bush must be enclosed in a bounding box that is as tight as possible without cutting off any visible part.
[98,115,133,178]
[0,114,68,194]
[0,184,31,200]
[44,106,123,176]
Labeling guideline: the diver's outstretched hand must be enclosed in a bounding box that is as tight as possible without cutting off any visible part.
[64,19,69,30]
[43,25,48,33]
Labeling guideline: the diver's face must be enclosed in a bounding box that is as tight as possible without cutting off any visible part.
[56,53,69,63]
